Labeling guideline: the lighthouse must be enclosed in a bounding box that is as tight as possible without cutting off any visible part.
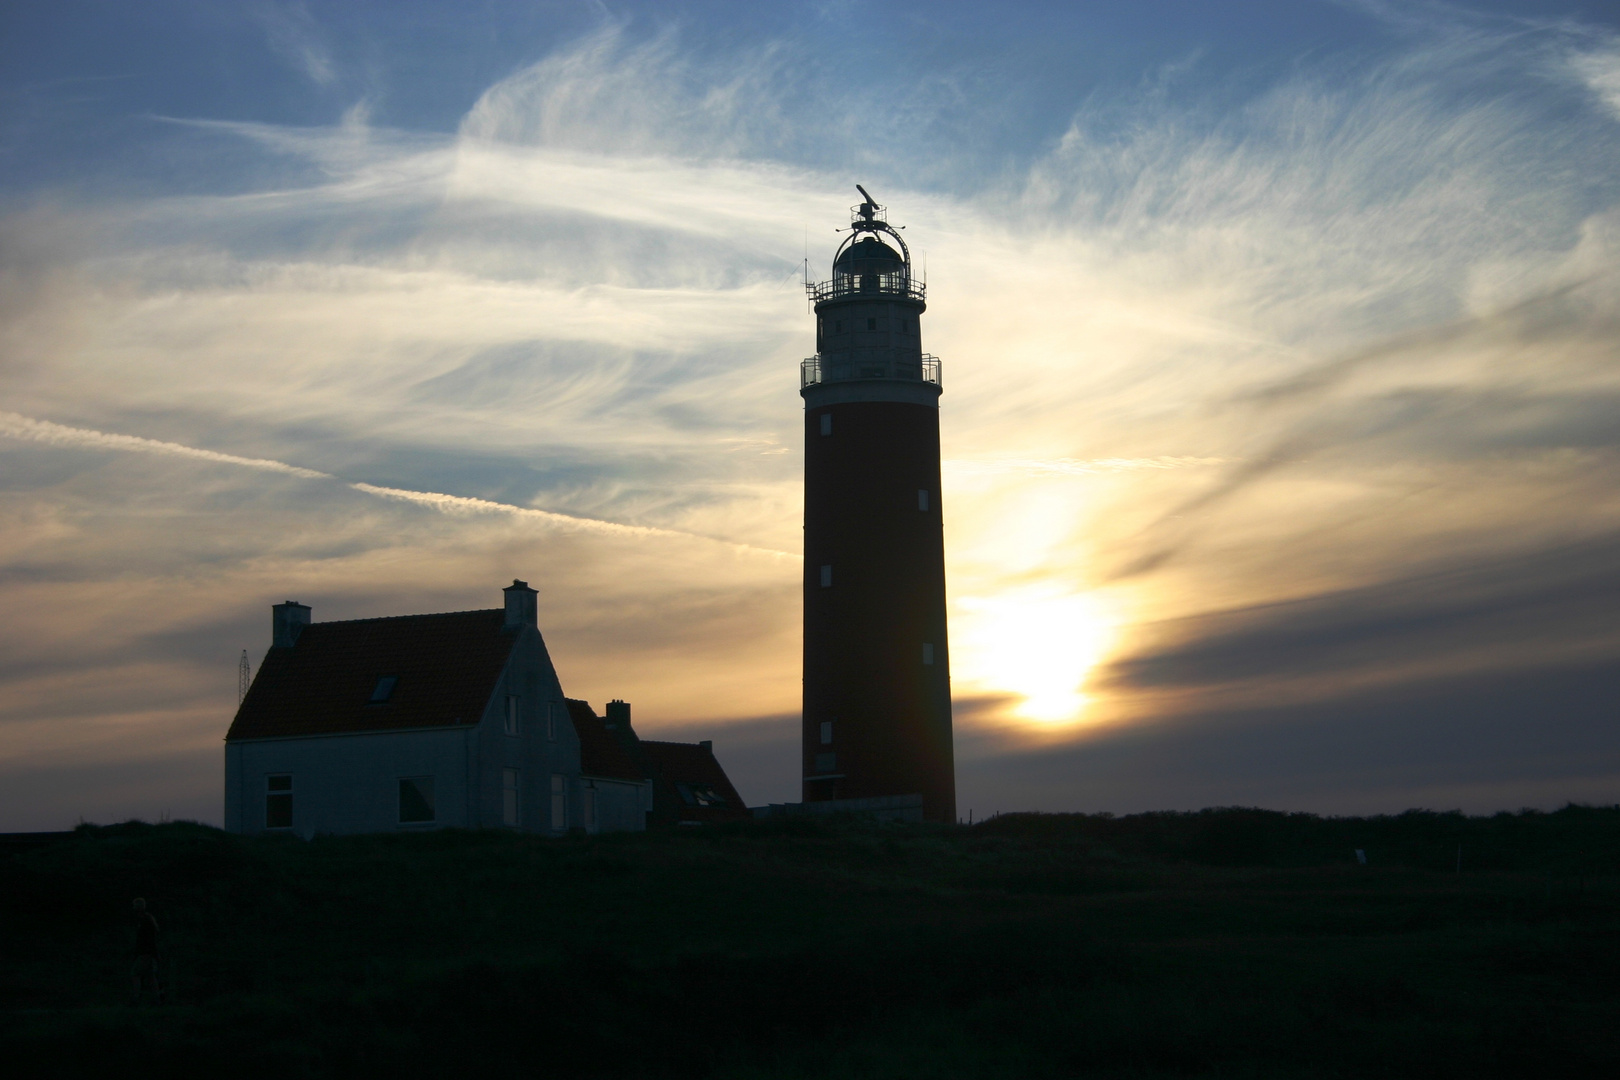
[800,187,956,823]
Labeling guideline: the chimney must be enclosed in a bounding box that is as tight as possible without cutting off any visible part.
[272,601,311,648]
[605,699,632,731]
[699,740,713,753]
[503,579,537,629]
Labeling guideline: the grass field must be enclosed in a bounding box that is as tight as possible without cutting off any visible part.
[3,806,1619,1078]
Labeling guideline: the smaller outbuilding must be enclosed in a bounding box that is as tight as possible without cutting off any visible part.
[225,580,745,837]
[571,699,752,827]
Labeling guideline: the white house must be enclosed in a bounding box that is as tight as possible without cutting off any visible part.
[224,580,651,837]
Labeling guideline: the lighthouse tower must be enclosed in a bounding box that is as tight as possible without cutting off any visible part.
[800,187,956,823]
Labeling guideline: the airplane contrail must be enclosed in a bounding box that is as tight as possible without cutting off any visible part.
[0,411,792,560]
[0,411,331,479]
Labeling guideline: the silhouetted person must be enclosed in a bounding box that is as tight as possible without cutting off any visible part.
[130,898,163,1004]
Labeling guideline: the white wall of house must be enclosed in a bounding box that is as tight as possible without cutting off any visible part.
[581,776,653,834]
[224,619,646,835]
[226,726,478,838]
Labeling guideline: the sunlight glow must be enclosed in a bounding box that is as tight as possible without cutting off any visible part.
[954,586,1119,725]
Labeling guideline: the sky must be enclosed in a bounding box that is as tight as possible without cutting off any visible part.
[2,0,1619,829]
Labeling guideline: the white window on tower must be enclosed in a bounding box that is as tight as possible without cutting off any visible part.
[820,565,832,588]
[820,413,832,436]
[918,488,929,512]
[923,643,935,665]
[502,768,520,827]
[550,773,567,830]
[819,720,833,745]
[504,695,520,736]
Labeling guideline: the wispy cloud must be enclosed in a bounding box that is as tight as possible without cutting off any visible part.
[253,1,338,87]
[947,456,1228,477]
[1573,45,1620,120]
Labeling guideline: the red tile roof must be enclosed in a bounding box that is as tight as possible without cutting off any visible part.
[564,699,647,782]
[640,740,752,823]
[227,609,516,741]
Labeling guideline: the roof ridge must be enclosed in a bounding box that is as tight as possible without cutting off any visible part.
[308,608,502,627]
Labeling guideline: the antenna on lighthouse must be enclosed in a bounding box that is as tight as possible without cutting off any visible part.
[238,649,250,705]
[856,184,877,218]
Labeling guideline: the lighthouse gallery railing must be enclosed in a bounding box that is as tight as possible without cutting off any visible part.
[802,354,941,389]
[805,275,927,304]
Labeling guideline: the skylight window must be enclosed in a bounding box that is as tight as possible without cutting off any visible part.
[676,782,728,808]
[368,677,398,704]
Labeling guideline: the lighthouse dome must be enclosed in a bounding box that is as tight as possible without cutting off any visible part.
[834,237,905,274]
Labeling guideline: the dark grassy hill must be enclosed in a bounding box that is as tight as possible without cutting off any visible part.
[4,807,1619,1078]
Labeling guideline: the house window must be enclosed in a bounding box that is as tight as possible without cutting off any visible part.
[398,777,435,824]
[923,643,935,665]
[504,695,520,736]
[368,676,397,704]
[867,317,876,331]
[502,768,520,827]
[582,786,597,831]
[550,774,567,829]
[918,488,929,512]
[265,774,292,829]
[820,564,832,588]
[820,413,832,436]
[547,701,560,741]
[820,720,833,745]
[815,752,837,773]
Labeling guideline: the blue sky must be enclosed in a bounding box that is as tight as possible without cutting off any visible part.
[2,0,1619,828]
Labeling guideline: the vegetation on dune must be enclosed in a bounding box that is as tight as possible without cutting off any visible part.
[3,806,1619,1078]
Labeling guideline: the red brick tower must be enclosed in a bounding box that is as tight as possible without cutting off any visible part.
[800,187,956,823]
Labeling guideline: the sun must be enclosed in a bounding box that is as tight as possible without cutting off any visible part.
[954,586,1118,724]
